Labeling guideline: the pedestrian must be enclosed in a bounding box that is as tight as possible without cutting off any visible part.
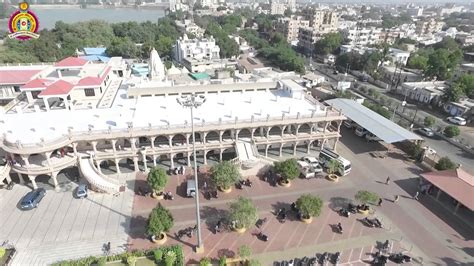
[385,176,390,185]
[394,195,399,203]
[203,181,207,190]
[378,198,383,206]
[414,191,419,200]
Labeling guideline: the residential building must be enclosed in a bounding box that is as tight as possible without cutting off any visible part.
[342,28,382,46]
[287,0,296,12]
[388,48,411,66]
[415,18,445,36]
[181,58,238,73]
[444,99,474,118]
[275,16,310,43]
[456,33,474,47]
[398,81,447,104]
[406,6,423,17]
[173,35,221,64]
[0,55,345,192]
[270,0,287,15]
[298,27,323,54]
[175,20,206,38]
[438,4,464,16]
[303,8,339,33]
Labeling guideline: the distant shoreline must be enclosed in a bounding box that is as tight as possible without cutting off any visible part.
[30,4,166,10]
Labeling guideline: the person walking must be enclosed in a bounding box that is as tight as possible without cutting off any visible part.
[414,191,419,200]
[394,195,400,203]
[378,198,383,206]
[385,176,390,185]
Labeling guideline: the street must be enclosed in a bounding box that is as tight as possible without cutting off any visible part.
[308,62,474,174]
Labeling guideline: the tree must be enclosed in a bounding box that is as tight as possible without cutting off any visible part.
[355,190,380,205]
[425,48,462,80]
[153,249,163,263]
[210,161,241,190]
[444,125,460,138]
[314,32,342,55]
[147,167,169,193]
[295,194,323,219]
[454,74,474,99]
[327,159,342,175]
[435,156,457,170]
[238,245,252,260]
[443,83,465,102]
[273,159,300,181]
[164,251,177,266]
[147,204,174,237]
[424,116,436,127]
[106,37,138,58]
[407,55,428,70]
[408,142,424,161]
[229,197,258,229]
[200,257,211,266]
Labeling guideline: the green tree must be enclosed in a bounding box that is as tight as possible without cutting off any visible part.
[407,55,428,70]
[106,37,138,58]
[153,249,163,263]
[229,197,258,229]
[219,256,227,266]
[327,159,342,175]
[147,204,174,237]
[435,156,457,170]
[238,245,252,260]
[355,190,380,205]
[425,48,462,80]
[199,257,211,266]
[147,167,169,193]
[295,194,323,219]
[210,161,241,190]
[424,116,436,127]
[454,74,474,99]
[443,83,465,102]
[314,32,343,55]
[408,142,424,161]
[273,159,300,181]
[444,125,461,138]
[164,251,177,266]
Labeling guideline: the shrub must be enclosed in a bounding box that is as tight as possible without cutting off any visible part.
[126,255,137,266]
[0,248,5,258]
[164,251,177,266]
[368,88,374,96]
[360,86,368,93]
[273,159,300,181]
[147,204,174,237]
[435,156,457,170]
[97,257,107,266]
[296,194,323,219]
[444,125,460,138]
[147,167,169,193]
[355,190,379,205]
[424,116,436,127]
[238,245,252,260]
[210,160,241,189]
[249,259,262,266]
[408,142,423,160]
[199,257,211,266]
[219,256,227,266]
[372,90,381,99]
[154,249,163,263]
[229,197,258,229]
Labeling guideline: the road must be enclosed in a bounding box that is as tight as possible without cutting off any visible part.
[307,62,474,174]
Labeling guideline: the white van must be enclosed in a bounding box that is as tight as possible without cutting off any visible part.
[355,126,368,137]
[318,148,352,176]
[297,161,316,179]
[343,119,355,129]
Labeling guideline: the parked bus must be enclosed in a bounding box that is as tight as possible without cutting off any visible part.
[318,148,352,176]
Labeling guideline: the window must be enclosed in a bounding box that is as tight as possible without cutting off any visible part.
[84,89,95,97]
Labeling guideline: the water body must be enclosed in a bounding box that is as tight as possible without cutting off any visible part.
[1,7,166,30]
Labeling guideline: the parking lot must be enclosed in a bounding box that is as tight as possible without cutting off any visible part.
[0,170,135,265]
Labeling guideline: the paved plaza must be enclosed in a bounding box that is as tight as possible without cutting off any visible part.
[0,131,473,265]
[0,171,135,265]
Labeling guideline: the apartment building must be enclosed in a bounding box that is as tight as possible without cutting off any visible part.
[297,27,323,54]
[270,0,287,15]
[415,18,445,36]
[303,8,339,33]
[342,28,382,47]
[276,16,310,43]
[175,20,206,38]
[173,35,221,64]
[0,55,345,193]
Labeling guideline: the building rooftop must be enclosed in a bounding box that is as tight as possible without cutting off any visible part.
[1,81,325,145]
[0,69,43,85]
[54,57,89,68]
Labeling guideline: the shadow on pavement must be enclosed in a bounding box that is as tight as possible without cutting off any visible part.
[328,197,353,211]
[200,205,229,232]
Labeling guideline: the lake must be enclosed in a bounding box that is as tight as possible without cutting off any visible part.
[1,7,166,30]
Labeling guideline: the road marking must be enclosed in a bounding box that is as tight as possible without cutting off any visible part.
[314,208,333,245]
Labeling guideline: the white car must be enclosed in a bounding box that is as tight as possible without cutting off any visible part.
[418,127,434,137]
[302,157,324,173]
[365,133,381,142]
[447,116,467,126]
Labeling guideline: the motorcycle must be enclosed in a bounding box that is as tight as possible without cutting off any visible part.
[373,218,383,228]
[236,182,243,189]
[389,252,411,263]
[336,223,343,234]
[348,203,358,213]
[338,208,350,217]
[332,252,341,264]
[372,251,388,265]
[256,231,268,242]
[256,218,268,228]
[362,217,376,228]
[319,252,329,264]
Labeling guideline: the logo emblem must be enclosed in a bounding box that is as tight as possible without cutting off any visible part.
[8,2,40,41]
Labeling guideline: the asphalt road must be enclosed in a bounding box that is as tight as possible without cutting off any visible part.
[308,63,474,174]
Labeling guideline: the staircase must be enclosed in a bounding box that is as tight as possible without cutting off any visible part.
[78,158,123,194]
[235,141,259,169]
[0,163,11,184]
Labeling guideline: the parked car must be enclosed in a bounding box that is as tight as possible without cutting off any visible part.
[333,70,339,75]
[75,184,88,198]
[418,127,434,137]
[343,119,356,129]
[302,157,323,173]
[20,188,46,210]
[447,116,467,126]
[186,179,196,198]
[355,126,368,137]
[365,133,381,142]
[359,75,369,82]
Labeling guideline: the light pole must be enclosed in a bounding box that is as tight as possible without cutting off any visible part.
[177,93,206,253]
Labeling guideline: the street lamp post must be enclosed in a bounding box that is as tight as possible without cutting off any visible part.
[177,94,206,253]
